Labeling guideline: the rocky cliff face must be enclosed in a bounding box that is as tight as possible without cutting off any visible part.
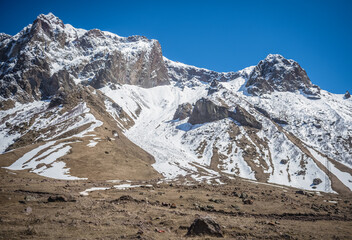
[246,54,320,97]
[188,98,262,129]
[164,57,240,84]
[0,13,169,108]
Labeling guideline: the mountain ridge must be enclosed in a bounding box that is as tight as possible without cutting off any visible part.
[1,13,351,195]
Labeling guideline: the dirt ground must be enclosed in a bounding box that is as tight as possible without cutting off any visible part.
[0,167,351,240]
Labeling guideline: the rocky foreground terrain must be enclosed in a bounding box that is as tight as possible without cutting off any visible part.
[0,166,352,239]
[0,13,352,239]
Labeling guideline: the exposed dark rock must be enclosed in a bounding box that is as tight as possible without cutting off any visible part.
[280,159,288,165]
[165,58,240,84]
[243,199,253,205]
[246,54,320,97]
[208,79,221,95]
[48,195,67,202]
[188,98,228,125]
[272,117,288,125]
[313,178,322,185]
[240,192,248,199]
[173,103,192,120]
[186,217,223,237]
[297,170,306,176]
[254,106,270,118]
[231,191,240,197]
[295,190,306,195]
[115,195,135,202]
[231,106,262,129]
[188,98,262,129]
[344,91,351,99]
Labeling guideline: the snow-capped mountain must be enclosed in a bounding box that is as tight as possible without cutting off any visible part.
[1,13,351,194]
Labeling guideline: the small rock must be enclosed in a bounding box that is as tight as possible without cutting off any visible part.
[186,216,223,237]
[295,190,306,195]
[231,204,240,211]
[280,159,288,164]
[24,195,36,202]
[313,178,322,185]
[170,203,177,209]
[232,191,240,197]
[24,206,32,215]
[243,199,253,205]
[48,195,67,202]
[240,192,248,199]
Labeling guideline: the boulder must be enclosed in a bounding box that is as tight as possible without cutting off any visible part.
[280,159,288,164]
[344,91,351,99]
[186,216,223,237]
[313,178,322,185]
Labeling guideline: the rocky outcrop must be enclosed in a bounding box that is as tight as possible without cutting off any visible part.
[344,91,351,99]
[188,98,262,129]
[246,54,320,97]
[188,98,229,125]
[173,103,192,120]
[232,105,262,129]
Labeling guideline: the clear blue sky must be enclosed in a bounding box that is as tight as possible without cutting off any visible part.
[1,0,351,93]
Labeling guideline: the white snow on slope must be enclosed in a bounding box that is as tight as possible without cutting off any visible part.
[80,187,110,196]
[5,140,86,180]
[101,62,351,193]
[308,148,352,191]
[101,83,223,180]
[2,101,102,180]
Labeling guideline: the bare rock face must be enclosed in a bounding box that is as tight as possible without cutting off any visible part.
[164,57,240,84]
[232,106,262,129]
[173,103,192,120]
[246,54,320,97]
[188,98,229,125]
[188,98,262,129]
[344,91,351,99]
[0,13,169,104]
[186,217,223,237]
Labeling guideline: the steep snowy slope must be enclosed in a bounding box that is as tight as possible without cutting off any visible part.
[101,55,352,193]
[1,13,351,194]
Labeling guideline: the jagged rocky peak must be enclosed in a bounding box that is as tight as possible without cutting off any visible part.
[0,33,12,42]
[34,12,65,31]
[246,54,320,97]
[0,12,169,106]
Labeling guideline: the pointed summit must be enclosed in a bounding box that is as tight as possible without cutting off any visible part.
[245,54,320,97]
[30,12,65,39]
[35,12,64,28]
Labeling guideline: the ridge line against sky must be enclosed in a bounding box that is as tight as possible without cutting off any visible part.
[0,0,351,94]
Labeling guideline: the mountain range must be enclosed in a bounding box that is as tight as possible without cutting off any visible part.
[1,13,351,195]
